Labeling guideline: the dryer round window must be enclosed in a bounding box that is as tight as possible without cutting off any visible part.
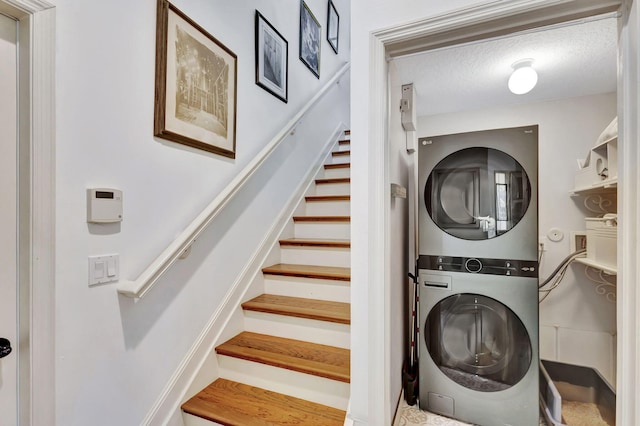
[424,293,533,392]
[425,147,532,240]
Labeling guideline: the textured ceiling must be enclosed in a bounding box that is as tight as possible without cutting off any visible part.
[392,15,618,117]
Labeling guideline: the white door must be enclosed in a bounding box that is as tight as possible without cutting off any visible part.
[0,11,18,426]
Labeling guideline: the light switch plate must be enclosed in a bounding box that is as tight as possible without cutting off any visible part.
[89,254,119,286]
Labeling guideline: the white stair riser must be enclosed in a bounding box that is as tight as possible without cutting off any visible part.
[183,412,224,426]
[217,355,349,410]
[330,154,350,164]
[243,311,350,349]
[280,246,350,268]
[323,167,350,179]
[264,276,350,303]
[315,183,350,196]
[305,199,350,216]
[336,143,350,152]
[294,222,350,239]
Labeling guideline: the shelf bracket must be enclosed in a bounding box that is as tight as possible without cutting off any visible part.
[584,266,616,303]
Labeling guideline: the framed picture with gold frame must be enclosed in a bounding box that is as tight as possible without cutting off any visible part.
[154,0,237,158]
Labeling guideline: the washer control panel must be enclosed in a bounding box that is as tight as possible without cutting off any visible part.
[418,255,538,278]
[464,258,483,273]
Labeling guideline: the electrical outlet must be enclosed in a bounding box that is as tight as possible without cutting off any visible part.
[571,231,587,252]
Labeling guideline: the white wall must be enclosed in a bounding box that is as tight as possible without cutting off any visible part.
[52,0,350,424]
[418,92,618,385]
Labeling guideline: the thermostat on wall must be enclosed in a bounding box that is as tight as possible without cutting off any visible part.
[87,188,123,223]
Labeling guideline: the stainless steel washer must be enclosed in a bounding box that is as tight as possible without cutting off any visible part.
[418,263,539,426]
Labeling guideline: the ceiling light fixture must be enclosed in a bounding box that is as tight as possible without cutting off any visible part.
[508,59,538,95]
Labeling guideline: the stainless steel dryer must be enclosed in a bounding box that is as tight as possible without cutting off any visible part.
[417,126,539,425]
[418,126,538,260]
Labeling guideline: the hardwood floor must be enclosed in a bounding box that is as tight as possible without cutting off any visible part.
[182,379,346,426]
[215,332,350,383]
[242,294,350,324]
[261,263,350,281]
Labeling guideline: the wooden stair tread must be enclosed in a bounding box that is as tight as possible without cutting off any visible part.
[331,150,350,156]
[315,177,350,184]
[305,194,350,202]
[279,237,350,248]
[338,139,350,145]
[182,378,345,426]
[293,215,350,222]
[216,332,350,383]
[262,263,350,281]
[242,294,350,324]
[324,163,350,169]
[344,130,350,135]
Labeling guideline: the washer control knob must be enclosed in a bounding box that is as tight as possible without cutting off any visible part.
[465,258,483,273]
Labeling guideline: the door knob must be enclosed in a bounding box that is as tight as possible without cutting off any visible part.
[0,338,12,358]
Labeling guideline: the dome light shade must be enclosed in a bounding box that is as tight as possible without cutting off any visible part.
[508,59,538,95]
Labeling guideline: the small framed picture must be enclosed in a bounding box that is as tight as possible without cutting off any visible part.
[327,0,339,54]
[255,11,288,103]
[299,1,321,78]
[154,0,237,158]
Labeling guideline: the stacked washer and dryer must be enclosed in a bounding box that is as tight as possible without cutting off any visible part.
[417,126,539,426]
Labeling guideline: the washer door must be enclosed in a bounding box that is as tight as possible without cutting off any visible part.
[425,147,531,240]
[425,293,532,392]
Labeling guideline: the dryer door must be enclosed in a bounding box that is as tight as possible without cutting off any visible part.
[425,147,531,240]
[425,293,532,392]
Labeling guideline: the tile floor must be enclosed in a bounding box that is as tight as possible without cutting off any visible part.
[393,396,471,426]
[393,394,549,426]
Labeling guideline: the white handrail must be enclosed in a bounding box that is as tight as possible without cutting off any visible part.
[117,62,351,298]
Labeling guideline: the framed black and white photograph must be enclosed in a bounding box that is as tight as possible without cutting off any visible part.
[327,0,339,54]
[255,11,288,103]
[154,0,237,158]
[299,1,321,78]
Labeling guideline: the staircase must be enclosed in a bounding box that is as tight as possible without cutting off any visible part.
[182,131,351,425]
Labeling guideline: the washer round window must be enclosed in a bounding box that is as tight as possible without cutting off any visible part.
[424,293,532,392]
[425,147,531,240]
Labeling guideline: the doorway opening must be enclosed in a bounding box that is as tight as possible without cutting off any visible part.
[360,0,638,424]
[0,1,56,424]
[392,12,618,388]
